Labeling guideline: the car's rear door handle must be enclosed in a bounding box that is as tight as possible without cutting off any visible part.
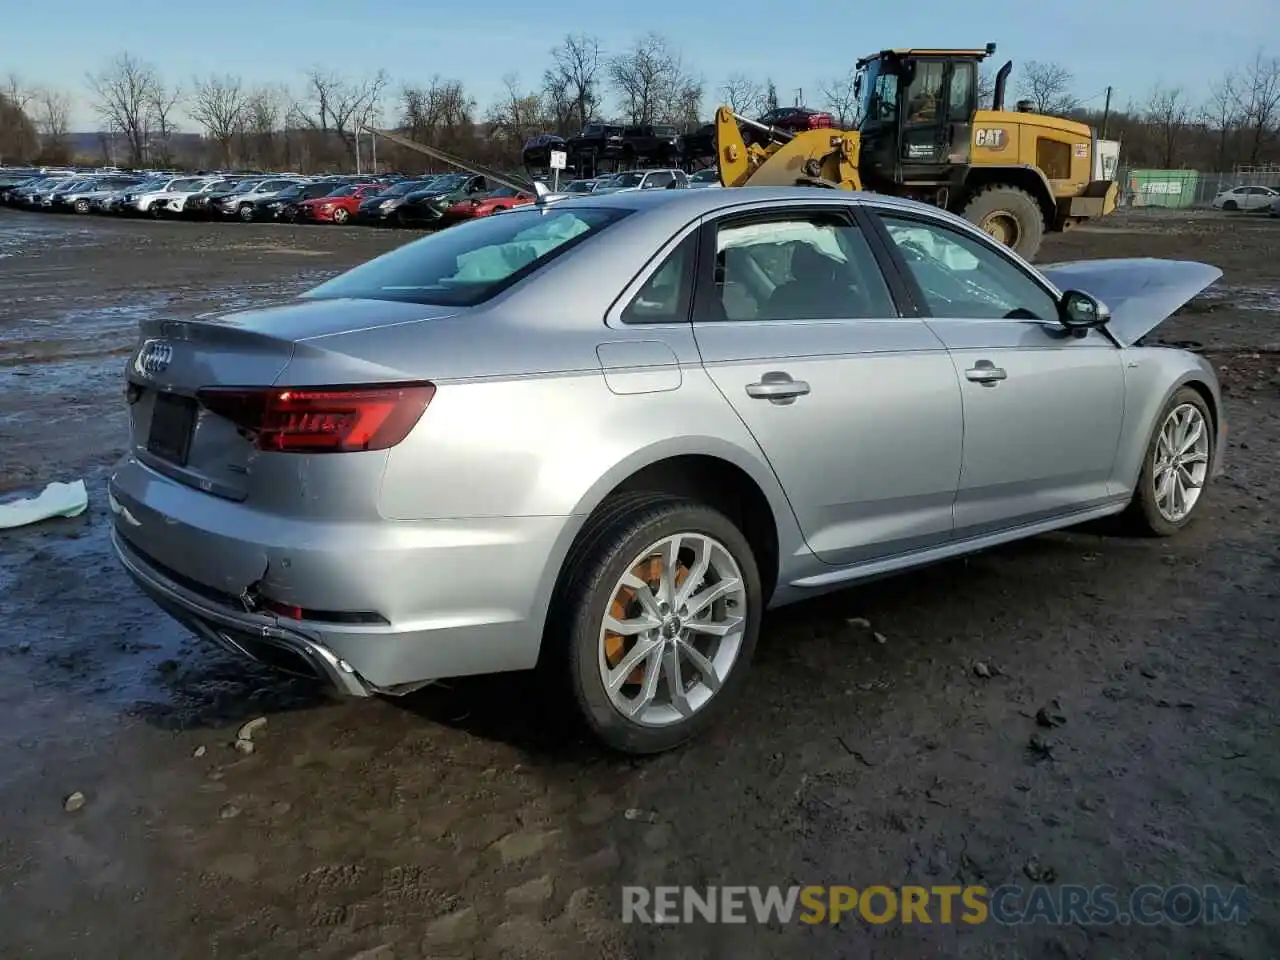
[965,360,1007,385]
[746,371,810,403]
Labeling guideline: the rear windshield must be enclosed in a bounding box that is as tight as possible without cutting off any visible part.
[303,206,629,307]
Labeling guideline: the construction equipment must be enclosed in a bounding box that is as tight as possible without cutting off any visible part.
[715,44,1119,260]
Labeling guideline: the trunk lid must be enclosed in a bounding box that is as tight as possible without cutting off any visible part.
[1039,258,1222,347]
[126,298,456,500]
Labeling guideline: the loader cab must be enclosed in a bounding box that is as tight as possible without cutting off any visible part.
[855,45,990,191]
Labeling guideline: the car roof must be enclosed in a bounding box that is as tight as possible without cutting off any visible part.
[542,184,948,219]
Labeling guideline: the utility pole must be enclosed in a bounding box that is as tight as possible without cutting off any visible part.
[1100,86,1112,139]
[795,87,803,106]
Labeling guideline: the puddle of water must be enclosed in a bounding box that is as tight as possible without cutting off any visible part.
[0,217,100,258]
[1193,284,1280,314]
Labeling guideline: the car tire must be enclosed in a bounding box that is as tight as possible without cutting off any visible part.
[238,203,255,222]
[147,201,164,219]
[547,494,763,755]
[961,185,1046,260]
[1122,387,1214,537]
[332,207,349,224]
[73,199,90,214]
[1223,199,1238,211]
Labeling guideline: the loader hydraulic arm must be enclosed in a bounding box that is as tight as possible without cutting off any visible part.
[714,106,862,192]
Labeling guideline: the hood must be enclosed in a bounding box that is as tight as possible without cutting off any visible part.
[1038,258,1223,347]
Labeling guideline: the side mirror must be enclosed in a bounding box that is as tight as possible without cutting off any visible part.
[1059,290,1110,333]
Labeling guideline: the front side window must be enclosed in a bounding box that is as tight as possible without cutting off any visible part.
[878,215,1060,321]
[304,207,629,307]
[904,61,945,124]
[706,214,895,322]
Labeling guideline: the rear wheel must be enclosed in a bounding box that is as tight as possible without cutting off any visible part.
[1122,387,1214,536]
[961,185,1045,260]
[550,496,762,755]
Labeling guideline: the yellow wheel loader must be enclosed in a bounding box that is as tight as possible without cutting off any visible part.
[715,44,1119,260]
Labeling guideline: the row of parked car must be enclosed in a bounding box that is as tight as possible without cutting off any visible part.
[0,164,725,228]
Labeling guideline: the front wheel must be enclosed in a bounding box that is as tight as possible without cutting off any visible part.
[960,185,1045,260]
[238,203,255,222]
[553,496,762,755]
[332,207,349,224]
[1122,387,1214,536]
[1223,199,1239,211]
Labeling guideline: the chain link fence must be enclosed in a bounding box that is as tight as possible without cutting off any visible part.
[1117,165,1280,209]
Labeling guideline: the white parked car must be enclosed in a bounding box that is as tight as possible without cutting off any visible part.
[1211,184,1278,212]
[592,169,688,194]
[126,176,219,217]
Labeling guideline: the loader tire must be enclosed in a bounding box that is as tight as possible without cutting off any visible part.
[961,186,1045,261]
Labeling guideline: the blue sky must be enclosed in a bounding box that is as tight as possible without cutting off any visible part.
[6,0,1278,130]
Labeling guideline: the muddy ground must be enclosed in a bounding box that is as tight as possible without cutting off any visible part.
[1,207,1278,959]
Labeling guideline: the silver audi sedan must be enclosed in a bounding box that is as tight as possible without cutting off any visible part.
[109,186,1225,754]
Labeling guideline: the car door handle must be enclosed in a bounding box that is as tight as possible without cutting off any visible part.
[965,361,1007,385]
[746,372,810,403]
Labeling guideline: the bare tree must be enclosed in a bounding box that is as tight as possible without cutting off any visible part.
[1202,72,1240,171]
[609,33,700,125]
[819,69,860,127]
[300,67,389,164]
[1017,60,1077,115]
[720,73,762,115]
[191,74,248,166]
[1233,49,1280,165]
[398,77,477,170]
[148,80,182,166]
[243,85,286,169]
[32,88,72,161]
[487,74,546,146]
[546,34,603,133]
[86,53,161,166]
[763,79,779,113]
[1144,84,1191,168]
[1,80,39,164]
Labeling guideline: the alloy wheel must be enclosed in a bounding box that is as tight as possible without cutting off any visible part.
[597,532,747,727]
[1153,402,1210,523]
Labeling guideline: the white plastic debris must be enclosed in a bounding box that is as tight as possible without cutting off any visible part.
[0,480,88,529]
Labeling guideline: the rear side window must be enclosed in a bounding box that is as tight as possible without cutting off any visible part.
[621,233,697,324]
[304,207,630,307]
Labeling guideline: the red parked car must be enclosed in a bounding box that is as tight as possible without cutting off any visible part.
[296,183,385,224]
[440,186,535,223]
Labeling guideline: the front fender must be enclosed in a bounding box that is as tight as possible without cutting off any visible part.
[1113,347,1224,495]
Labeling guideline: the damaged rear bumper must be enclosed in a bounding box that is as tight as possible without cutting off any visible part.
[112,527,374,696]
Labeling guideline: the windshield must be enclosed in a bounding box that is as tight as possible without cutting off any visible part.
[421,175,465,193]
[379,180,426,197]
[325,185,364,197]
[227,180,261,193]
[610,173,644,188]
[563,180,594,193]
[303,206,629,307]
[690,169,718,182]
[860,58,898,126]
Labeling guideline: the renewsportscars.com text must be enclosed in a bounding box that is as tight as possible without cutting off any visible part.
[622,884,1250,926]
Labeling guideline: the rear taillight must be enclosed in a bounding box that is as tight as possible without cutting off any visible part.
[196,382,435,453]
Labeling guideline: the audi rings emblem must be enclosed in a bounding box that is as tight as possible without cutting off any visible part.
[137,341,174,376]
